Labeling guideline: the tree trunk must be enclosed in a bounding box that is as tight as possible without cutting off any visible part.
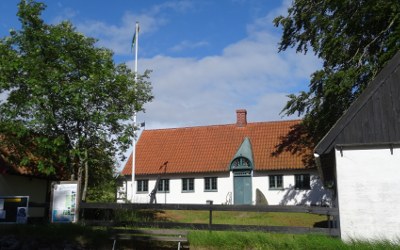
[81,149,89,202]
[77,165,83,201]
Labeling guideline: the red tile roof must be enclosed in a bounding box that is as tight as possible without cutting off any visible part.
[0,135,64,179]
[122,119,309,176]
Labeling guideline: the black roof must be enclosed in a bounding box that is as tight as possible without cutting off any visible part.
[315,51,400,155]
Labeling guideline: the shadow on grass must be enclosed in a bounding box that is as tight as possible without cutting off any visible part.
[82,208,170,223]
[313,220,328,228]
[0,223,110,249]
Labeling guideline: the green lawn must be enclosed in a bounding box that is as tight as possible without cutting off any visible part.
[1,210,398,249]
[158,210,326,227]
[1,224,399,250]
[188,230,400,250]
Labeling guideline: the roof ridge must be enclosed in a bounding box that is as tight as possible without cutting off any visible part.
[143,119,302,132]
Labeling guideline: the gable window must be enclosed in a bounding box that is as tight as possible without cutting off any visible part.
[137,180,148,193]
[204,177,217,191]
[231,157,251,169]
[295,174,310,189]
[158,179,169,192]
[182,178,194,192]
[269,175,283,189]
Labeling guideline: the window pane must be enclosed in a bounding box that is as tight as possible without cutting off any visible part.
[182,179,188,191]
[189,179,194,191]
[157,179,169,192]
[295,175,300,189]
[165,179,169,191]
[158,180,163,191]
[269,176,275,188]
[304,174,310,189]
[269,175,283,189]
[295,174,310,189]
[205,178,210,190]
[183,178,194,192]
[137,180,148,192]
[212,177,217,190]
[277,176,283,188]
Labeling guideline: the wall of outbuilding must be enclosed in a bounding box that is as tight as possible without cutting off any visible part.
[0,174,48,218]
[335,146,400,241]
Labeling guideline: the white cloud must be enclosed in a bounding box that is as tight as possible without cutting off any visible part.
[51,7,78,24]
[76,12,166,55]
[65,0,320,130]
[137,29,320,129]
[149,1,195,14]
[74,1,195,56]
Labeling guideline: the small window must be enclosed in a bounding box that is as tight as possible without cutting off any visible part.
[231,157,251,168]
[137,180,148,193]
[269,175,283,189]
[295,174,310,189]
[158,179,169,192]
[204,177,217,191]
[182,178,194,192]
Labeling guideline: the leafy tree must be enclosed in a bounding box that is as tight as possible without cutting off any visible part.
[273,0,400,163]
[86,147,118,202]
[0,0,153,200]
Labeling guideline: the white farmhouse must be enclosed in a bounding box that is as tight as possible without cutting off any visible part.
[118,109,331,206]
[315,51,400,241]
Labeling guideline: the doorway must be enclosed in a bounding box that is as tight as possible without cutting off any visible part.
[233,170,252,204]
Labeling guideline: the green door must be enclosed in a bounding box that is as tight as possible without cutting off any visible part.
[234,173,252,204]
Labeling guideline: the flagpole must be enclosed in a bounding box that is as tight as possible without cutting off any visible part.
[131,21,139,202]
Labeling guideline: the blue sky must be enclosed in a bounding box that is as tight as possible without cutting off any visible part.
[0,0,321,129]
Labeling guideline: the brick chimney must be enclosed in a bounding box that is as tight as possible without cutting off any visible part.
[236,109,247,127]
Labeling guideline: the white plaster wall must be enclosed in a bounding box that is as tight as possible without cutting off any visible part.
[0,174,48,217]
[252,170,331,205]
[129,172,233,205]
[123,170,331,206]
[116,180,128,203]
[335,147,400,241]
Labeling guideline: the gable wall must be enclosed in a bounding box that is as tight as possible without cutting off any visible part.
[335,146,400,241]
[335,63,400,146]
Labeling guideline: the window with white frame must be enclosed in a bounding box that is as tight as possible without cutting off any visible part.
[204,177,217,191]
[182,178,194,192]
[137,179,148,193]
[295,174,310,189]
[269,175,283,189]
[158,179,169,192]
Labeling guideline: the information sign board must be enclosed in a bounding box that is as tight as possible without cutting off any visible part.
[50,181,79,223]
[0,196,29,224]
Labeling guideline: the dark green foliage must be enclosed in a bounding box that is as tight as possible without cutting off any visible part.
[0,0,153,198]
[85,148,117,202]
[273,0,400,162]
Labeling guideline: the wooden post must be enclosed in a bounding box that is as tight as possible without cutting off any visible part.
[327,214,330,228]
[207,200,213,231]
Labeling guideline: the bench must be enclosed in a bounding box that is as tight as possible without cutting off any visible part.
[109,228,188,250]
